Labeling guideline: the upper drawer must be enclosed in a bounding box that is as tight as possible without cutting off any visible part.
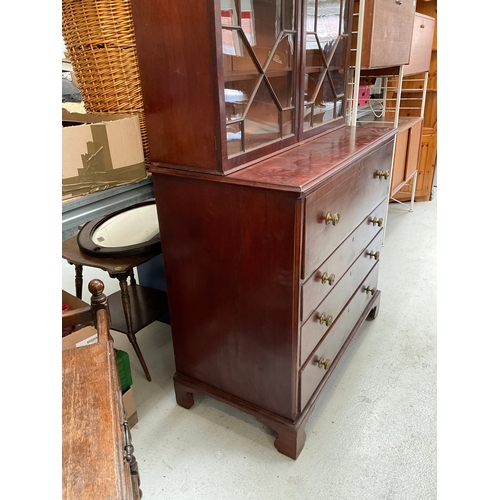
[301,198,386,322]
[302,140,393,279]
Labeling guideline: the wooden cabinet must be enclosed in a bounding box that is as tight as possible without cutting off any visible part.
[132,0,398,459]
[394,0,437,202]
[151,126,395,459]
[132,0,352,174]
[354,0,416,69]
[402,12,435,76]
[390,116,423,196]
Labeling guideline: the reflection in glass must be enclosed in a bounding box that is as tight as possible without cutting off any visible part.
[245,79,280,150]
[227,122,243,156]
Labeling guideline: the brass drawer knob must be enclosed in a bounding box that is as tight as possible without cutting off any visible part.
[364,286,376,295]
[375,170,390,180]
[321,272,335,285]
[370,217,383,227]
[317,357,332,371]
[325,212,340,226]
[319,313,333,326]
[367,250,380,261]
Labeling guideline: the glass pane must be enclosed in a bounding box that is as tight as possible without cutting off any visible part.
[249,1,281,68]
[316,0,341,49]
[221,1,238,27]
[329,68,344,97]
[313,77,336,125]
[223,29,260,122]
[303,104,313,130]
[283,0,296,30]
[266,34,295,109]
[222,0,297,157]
[282,109,293,136]
[305,33,323,69]
[227,122,243,157]
[303,0,346,132]
[244,79,280,150]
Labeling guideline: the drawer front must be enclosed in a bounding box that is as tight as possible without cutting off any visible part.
[301,198,386,322]
[303,140,393,278]
[300,229,383,366]
[300,263,380,411]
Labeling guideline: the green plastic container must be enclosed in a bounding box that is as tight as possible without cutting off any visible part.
[115,349,133,393]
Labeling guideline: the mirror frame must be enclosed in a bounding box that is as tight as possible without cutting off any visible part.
[77,199,162,258]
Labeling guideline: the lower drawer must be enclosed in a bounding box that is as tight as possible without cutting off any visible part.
[299,263,380,412]
[300,229,383,366]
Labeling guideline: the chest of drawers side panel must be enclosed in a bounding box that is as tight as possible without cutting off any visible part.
[153,173,303,420]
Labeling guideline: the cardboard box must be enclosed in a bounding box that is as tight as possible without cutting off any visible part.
[122,387,138,428]
[62,325,99,350]
[62,109,147,199]
[62,290,98,349]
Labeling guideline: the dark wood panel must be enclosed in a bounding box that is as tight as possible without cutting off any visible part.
[131,0,223,171]
[152,173,302,420]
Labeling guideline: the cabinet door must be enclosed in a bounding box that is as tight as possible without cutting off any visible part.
[402,13,435,76]
[361,0,416,69]
[222,0,298,158]
[301,0,352,136]
[405,118,422,178]
[391,128,409,193]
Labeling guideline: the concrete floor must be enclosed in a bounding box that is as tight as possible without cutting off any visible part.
[65,191,437,499]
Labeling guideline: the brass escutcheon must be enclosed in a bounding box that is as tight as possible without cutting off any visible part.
[321,272,335,285]
[325,212,340,226]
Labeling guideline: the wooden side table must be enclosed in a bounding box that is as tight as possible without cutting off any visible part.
[62,234,169,381]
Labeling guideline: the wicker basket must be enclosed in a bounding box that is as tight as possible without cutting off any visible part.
[62,0,150,164]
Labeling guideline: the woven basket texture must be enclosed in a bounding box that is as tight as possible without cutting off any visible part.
[62,0,150,164]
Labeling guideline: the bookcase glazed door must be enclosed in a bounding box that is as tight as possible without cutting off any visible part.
[301,0,351,137]
[222,0,298,159]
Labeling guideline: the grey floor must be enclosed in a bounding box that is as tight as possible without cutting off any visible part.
[65,190,437,499]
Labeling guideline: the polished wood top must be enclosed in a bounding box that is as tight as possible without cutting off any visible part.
[150,125,397,193]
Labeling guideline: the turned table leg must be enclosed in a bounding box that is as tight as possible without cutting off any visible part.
[117,274,152,382]
[73,264,83,299]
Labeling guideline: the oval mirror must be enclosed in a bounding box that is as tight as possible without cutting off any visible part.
[77,199,161,257]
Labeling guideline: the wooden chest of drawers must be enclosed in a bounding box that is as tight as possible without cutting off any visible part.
[152,126,396,459]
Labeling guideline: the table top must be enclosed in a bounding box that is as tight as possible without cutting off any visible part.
[62,234,162,275]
